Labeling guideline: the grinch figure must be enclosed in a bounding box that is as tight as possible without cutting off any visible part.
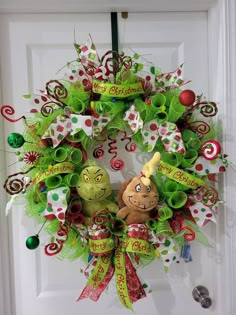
[77,162,119,224]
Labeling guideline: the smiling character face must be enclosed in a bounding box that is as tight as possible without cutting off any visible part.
[77,166,112,201]
[122,176,159,212]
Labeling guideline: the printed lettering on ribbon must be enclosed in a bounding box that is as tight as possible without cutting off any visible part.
[32,162,75,184]
[157,160,206,189]
[115,250,132,310]
[89,238,114,255]
[87,255,112,288]
[122,238,154,255]
[92,80,144,97]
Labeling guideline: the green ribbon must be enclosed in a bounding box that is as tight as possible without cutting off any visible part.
[151,93,166,108]
[52,147,68,162]
[146,206,174,236]
[62,80,89,113]
[93,100,125,116]
[70,148,82,165]
[63,173,79,187]
[168,95,186,123]
[52,147,82,165]
[32,162,75,184]
[45,175,63,189]
[154,110,168,124]
[107,217,128,236]
[181,149,198,168]
[182,129,202,150]
[159,206,173,221]
[163,179,179,194]
[86,255,112,288]
[161,151,183,167]
[166,191,187,209]
[114,249,133,310]
[156,160,206,189]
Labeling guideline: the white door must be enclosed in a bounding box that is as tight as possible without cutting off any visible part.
[0,7,234,315]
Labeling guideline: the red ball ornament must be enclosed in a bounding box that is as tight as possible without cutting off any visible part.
[179,90,196,106]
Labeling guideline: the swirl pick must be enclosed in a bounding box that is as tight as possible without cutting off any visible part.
[108,134,124,170]
[120,131,137,152]
[1,105,27,123]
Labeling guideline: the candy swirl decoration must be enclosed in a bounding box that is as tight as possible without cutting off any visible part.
[1,36,231,310]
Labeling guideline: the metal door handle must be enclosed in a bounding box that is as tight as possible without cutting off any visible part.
[192,285,212,309]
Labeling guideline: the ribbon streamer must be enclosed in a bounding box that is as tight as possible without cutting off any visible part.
[42,187,69,223]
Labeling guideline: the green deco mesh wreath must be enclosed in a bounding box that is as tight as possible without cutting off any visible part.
[1,35,230,310]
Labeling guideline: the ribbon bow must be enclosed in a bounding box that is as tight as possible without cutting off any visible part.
[78,222,154,310]
[142,120,186,153]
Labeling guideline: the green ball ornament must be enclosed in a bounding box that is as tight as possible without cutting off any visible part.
[7,133,25,148]
[26,235,40,250]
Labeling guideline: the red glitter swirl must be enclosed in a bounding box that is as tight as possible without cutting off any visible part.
[179,226,195,241]
[91,210,111,226]
[122,55,132,70]
[1,105,26,123]
[110,157,124,170]
[44,240,64,256]
[44,224,69,256]
[5,178,24,195]
[197,186,219,207]
[108,135,125,170]
[120,131,137,152]
[4,168,33,195]
[93,143,105,159]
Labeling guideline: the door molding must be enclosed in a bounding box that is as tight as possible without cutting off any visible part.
[208,0,236,314]
[0,72,13,314]
[0,1,235,314]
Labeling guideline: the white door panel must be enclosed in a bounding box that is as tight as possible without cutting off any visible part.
[0,12,220,315]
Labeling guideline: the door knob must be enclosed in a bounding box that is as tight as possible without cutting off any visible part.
[192,285,212,309]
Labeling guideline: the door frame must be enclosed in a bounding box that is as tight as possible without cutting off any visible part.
[0,1,235,314]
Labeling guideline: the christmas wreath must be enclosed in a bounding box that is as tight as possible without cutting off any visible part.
[1,35,230,310]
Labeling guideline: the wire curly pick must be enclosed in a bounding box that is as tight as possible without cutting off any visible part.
[1,105,26,123]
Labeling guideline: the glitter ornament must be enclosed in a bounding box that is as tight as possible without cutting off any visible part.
[7,133,25,148]
[179,89,196,106]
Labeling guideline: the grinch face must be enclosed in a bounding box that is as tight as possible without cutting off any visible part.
[77,166,112,201]
[122,176,158,211]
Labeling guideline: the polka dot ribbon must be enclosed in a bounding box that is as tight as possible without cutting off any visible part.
[187,188,218,226]
[42,113,92,147]
[156,65,190,93]
[188,201,217,226]
[78,35,100,75]
[142,120,186,153]
[123,104,143,134]
[155,237,180,272]
[42,113,72,148]
[187,156,227,175]
[42,187,69,223]
[70,114,92,136]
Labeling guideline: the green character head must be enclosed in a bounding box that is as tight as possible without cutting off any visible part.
[77,165,112,201]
